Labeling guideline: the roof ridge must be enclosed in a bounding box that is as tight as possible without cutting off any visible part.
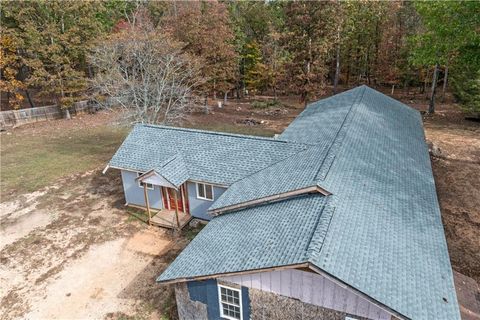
[138,153,190,189]
[210,185,328,215]
[137,123,295,143]
[314,86,366,181]
[213,192,323,216]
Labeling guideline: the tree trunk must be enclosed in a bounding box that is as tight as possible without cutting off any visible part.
[303,37,312,107]
[428,63,439,114]
[87,65,94,79]
[333,41,340,94]
[366,51,371,85]
[204,96,209,115]
[25,89,35,108]
[223,91,228,105]
[272,42,278,100]
[346,62,350,86]
[442,65,448,102]
[213,79,217,100]
[422,75,427,95]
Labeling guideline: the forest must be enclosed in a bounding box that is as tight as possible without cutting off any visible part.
[1,0,479,120]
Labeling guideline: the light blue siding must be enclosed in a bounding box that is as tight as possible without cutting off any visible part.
[187,182,226,221]
[121,170,163,209]
[121,171,226,218]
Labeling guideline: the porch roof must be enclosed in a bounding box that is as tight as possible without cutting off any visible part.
[136,154,189,189]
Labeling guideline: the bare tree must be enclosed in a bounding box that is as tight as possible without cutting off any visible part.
[90,25,202,124]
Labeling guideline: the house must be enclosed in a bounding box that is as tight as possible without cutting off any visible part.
[106,118,306,227]
[107,86,460,320]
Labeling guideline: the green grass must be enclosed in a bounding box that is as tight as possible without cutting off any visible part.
[183,224,206,241]
[126,207,153,223]
[0,125,128,199]
[0,119,276,201]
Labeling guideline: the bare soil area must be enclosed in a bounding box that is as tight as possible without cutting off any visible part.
[0,170,190,319]
[0,89,478,319]
[423,111,480,283]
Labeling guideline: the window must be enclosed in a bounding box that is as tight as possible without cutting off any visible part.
[137,172,153,190]
[218,284,242,320]
[196,182,213,201]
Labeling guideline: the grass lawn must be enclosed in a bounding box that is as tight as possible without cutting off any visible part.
[0,125,129,200]
[0,115,275,202]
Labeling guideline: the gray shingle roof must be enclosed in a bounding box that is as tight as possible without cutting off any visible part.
[306,87,459,320]
[159,194,332,280]
[157,154,189,188]
[155,86,460,320]
[209,144,330,211]
[109,125,306,186]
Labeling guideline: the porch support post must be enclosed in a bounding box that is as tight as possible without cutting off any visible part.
[181,184,186,214]
[166,188,171,210]
[174,189,180,229]
[160,187,163,209]
[184,183,190,214]
[144,184,151,225]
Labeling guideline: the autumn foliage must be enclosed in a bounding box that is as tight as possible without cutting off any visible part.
[1,1,479,114]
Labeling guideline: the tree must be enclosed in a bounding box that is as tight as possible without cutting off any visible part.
[0,33,25,109]
[90,19,202,124]
[283,1,337,105]
[1,1,109,115]
[451,69,480,116]
[164,1,238,105]
[411,1,480,113]
[227,1,284,97]
[243,41,267,95]
[339,1,391,87]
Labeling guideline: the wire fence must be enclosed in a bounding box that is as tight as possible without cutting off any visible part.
[0,100,98,129]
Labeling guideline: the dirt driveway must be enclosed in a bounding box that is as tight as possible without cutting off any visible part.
[0,170,188,320]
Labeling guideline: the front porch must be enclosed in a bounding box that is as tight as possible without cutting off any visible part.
[150,208,191,229]
[135,170,192,230]
[128,204,192,229]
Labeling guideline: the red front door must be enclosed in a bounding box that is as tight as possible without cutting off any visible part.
[162,186,188,213]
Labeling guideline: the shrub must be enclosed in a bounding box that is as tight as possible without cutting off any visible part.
[251,99,281,109]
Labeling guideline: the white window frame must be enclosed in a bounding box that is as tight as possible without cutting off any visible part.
[196,182,214,201]
[137,172,154,190]
[218,284,242,320]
